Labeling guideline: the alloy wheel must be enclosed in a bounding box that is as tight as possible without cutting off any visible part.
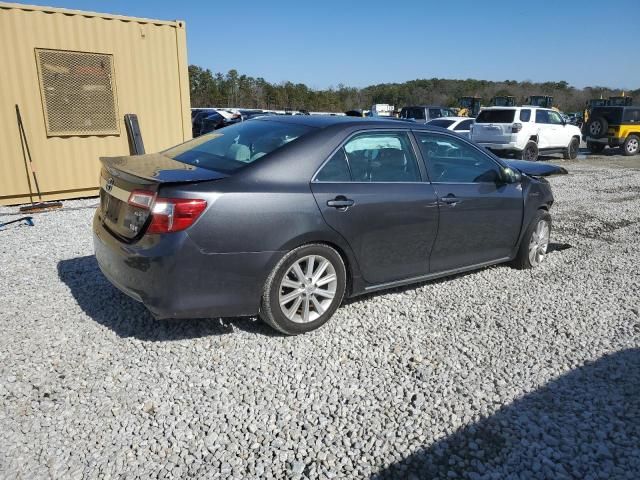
[626,138,639,154]
[528,220,550,266]
[278,255,337,323]
[590,122,602,136]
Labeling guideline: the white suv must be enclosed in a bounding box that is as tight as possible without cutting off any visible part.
[470,107,582,161]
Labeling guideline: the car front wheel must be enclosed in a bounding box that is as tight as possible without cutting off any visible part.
[260,244,346,335]
[513,210,552,269]
[564,137,579,159]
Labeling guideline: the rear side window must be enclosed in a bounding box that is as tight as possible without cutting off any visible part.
[519,109,531,122]
[535,110,550,124]
[164,120,314,174]
[428,108,444,119]
[623,108,640,123]
[429,119,455,128]
[475,110,516,123]
[315,149,350,182]
[403,108,425,120]
[454,120,474,131]
[342,132,421,182]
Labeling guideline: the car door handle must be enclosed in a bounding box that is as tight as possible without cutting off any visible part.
[440,194,461,206]
[327,196,354,209]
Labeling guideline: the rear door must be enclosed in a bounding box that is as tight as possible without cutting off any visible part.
[472,109,516,144]
[414,131,523,272]
[535,109,565,148]
[310,130,439,284]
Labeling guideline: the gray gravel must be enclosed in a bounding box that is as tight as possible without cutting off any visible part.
[1,154,639,479]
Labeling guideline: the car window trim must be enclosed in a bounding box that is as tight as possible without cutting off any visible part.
[411,129,507,185]
[311,128,429,184]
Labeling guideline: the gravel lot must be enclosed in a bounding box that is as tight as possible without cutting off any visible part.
[1,152,639,479]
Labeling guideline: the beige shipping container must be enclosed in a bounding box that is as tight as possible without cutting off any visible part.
[0,2,191,205]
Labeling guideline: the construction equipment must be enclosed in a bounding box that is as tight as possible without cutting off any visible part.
[458,96,482,117]
[15,105,63,213]
[0,216,34,230]
[490,96,516,107]
[608,94,633,106]
[526,96,554,108]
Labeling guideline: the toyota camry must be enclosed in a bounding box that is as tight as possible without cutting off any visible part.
[93,116,566,335]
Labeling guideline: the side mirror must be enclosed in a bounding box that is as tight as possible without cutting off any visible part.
[500,167,522,184]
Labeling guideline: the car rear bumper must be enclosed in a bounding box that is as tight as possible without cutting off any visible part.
[93,212,284,319]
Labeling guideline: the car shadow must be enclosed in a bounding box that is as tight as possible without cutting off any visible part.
[345,243,572,306]
[371,348,640,479]
[57,255,280,341]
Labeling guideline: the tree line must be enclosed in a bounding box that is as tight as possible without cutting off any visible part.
[189,65,639,113]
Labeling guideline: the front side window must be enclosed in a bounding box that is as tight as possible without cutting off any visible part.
[165,120,315,174]
[339,132,421,182]
[415,132,502,183]
[548,111,564,125]
[429,108,444,119]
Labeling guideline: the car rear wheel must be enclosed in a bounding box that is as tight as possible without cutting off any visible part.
[513,210,552,269]
[587,142,606,154]
[260,244,346,335]
[563,137,579,159]
[521,141,539,161]
[623,135,640,156]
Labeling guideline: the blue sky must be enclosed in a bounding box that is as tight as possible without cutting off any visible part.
[22,0,639,90]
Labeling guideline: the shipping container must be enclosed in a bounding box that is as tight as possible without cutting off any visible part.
[0,2,191,205]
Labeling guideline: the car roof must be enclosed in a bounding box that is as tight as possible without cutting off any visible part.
[255,114,433,129]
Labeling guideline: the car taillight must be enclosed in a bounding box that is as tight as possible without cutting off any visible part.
[127,190,207,234]
[512,123,523,133]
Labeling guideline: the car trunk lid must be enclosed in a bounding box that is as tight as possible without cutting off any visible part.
[98,153,227,240]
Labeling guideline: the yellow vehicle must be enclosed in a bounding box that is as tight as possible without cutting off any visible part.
[490,95,516,107]
[585,105,640,155]
[458,96,482,117]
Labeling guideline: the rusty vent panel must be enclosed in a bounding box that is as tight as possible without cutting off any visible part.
[35,49,119,136]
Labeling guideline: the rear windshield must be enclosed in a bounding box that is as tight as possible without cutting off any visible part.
[476,110,516,123]
[428,119,455,128]
[164,120,315,174]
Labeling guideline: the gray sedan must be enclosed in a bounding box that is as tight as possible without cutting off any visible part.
[93,117,566,334]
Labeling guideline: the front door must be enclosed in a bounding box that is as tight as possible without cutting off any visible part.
[414,131,523,273]
[311,131,439,284]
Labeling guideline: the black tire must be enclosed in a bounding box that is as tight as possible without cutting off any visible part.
[587,142,606,154]
[563,137,579,159]
[512,210,552,270]
[587,117,608,138]
[521,141,539,161]
[622,135,640,156]
[260,244,346,335]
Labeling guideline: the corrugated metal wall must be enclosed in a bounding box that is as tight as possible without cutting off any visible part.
[0,2,191,205]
